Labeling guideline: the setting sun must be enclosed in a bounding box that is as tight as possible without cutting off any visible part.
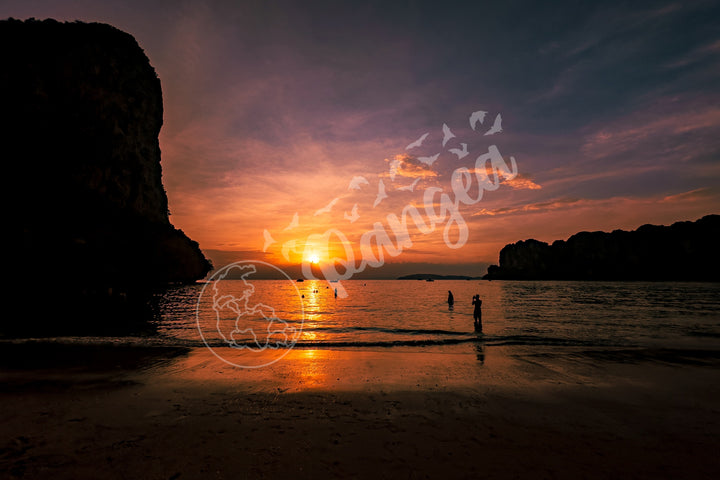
[308,254,320,264]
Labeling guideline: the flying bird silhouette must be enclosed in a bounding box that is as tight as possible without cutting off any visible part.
[469,110,487,130]
[398,178,421,192]
[442,123,456,147]
[344,203,360,223]
[388,158,402,181]
[373,179,388,207]
[406,132,429,150]
[283,212,299,231]
[484,114,502,136]
[418,153,440,166]
[348,176,370,190]
[263,229,276,252]
[449,143,469,159]
[281,239,297,261]
[314,197,339,216]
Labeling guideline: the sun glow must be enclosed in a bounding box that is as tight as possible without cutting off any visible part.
[308,254,320,264]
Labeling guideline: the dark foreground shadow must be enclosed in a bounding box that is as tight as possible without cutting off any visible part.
[0,342,190,393]
[0,343,189,371]
[2,287,164,338]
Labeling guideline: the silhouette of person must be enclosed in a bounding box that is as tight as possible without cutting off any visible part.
[334,288,338,298]
[448,290,454,310]
[472,295,482,331]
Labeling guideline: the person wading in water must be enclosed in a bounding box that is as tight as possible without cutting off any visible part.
[472,295,482,332]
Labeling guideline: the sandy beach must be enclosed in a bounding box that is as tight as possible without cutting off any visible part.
[1,343,719,479]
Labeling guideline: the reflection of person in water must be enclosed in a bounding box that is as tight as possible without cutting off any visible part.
[474,341,485,364]
[472,295,482,331]
[447,290,454,310]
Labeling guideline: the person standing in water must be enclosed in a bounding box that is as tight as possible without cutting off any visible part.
[448,290,454,310]
[472,294,483,331]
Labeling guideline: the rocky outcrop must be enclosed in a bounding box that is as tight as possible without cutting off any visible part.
[2,19,211,334]
[484,215,719,281]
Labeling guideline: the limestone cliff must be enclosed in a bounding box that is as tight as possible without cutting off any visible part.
[484,215,719,281]
[2,18,211,334]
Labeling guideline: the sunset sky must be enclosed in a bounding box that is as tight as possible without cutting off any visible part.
[3,0,719,278]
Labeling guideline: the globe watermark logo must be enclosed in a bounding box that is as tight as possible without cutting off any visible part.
[196,260,304,368]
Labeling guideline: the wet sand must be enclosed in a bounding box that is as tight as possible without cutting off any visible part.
[1,343,719,479]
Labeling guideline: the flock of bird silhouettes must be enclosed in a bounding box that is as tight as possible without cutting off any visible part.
[262,110,503,255]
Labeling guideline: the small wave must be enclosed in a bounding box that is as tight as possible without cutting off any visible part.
[686,330,720,339]
[301,325,470,336]
[484,335,624,348]
[196,336,479,349]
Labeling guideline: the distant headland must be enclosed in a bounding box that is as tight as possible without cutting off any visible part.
[483,215,719,281]
[397,274,482,280]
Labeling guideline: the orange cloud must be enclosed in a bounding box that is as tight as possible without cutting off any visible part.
[503,173,542,190]
[661,187,718,203]
[384,153,438,179]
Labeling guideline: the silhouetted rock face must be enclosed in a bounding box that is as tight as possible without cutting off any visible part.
[2,19,211,334]
[484,215,720,281]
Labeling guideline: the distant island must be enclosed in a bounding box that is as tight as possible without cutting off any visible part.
[483,215,719,281]
[397,274,482,280]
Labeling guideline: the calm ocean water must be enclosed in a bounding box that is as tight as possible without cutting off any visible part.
[156,280,720,353]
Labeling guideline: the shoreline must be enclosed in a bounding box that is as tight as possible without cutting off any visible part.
[2,344,719,479]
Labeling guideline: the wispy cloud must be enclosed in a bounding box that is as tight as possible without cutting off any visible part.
[663,38,720,70]
[472,188,720,221]
[472,197,583,217]
[581,106,720,161]
[661,187,718,203]
[503,173,542,190]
